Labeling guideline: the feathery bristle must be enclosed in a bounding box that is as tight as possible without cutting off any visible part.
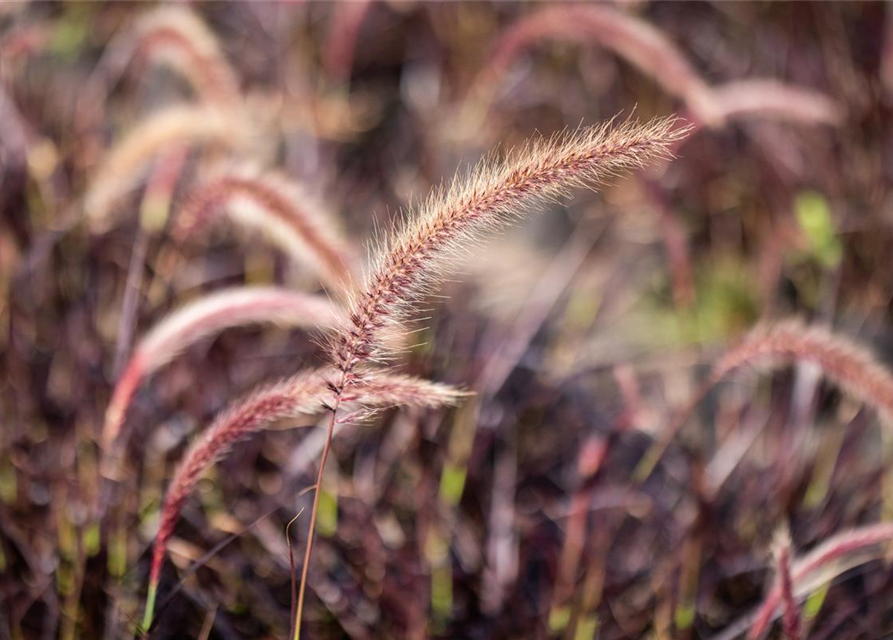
[330,115,690,377]
[85,105,249,227]
[172,165,354,291]
[101,287,344,449]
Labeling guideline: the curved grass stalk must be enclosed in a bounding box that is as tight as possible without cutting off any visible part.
[466,5,844,139]
[711,79,843,126]
[101,287,344,451]
[85,105,249,228]
[467,5,720,127]
[710,321,893,424]
[98,5,241,107]
[172,166,355,292]
[748,523,893,639]
[637,320,893,481]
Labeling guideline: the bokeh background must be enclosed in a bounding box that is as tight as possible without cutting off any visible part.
[3,2,893,639]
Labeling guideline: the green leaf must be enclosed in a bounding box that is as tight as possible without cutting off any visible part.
[795,191,842,268]
[439,463,467,506]
[804,582,830,619]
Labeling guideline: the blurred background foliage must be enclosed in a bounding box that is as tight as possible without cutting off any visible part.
[4,2,893,639]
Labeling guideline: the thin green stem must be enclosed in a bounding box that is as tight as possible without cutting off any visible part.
[141,582,158,634]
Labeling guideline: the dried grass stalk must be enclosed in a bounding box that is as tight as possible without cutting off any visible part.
[772,529,801,640]
[85,105,247,227]
[172,166,354,290]
[331,116,690,378]
[321,0,373,86]
[143,368,463,629]
[749,523,893,639]
[711,321,893,425]
[470,5,720,125]
[101,287,344,449]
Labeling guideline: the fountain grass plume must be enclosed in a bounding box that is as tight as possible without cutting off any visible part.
[330,115,690,378]
[339,370,472,409]
[142,367,465,631]
[143,369,326,632]
[292,114,690,640]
